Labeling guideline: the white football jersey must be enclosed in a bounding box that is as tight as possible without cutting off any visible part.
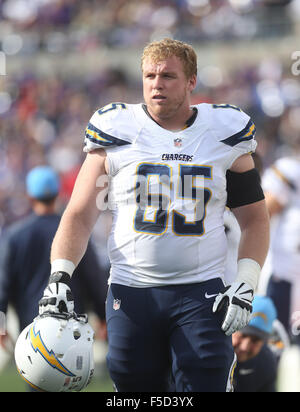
[84,102,257,287]
[262,156,300,283]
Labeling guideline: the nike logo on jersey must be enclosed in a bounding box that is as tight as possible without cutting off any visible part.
[205,292,219,299]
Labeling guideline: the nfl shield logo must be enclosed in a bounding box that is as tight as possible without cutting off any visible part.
[113,299,121,311]
[174,138,182,148]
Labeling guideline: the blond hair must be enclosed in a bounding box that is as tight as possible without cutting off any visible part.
[141,38,197,79]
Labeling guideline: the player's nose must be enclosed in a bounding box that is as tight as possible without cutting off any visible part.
[152,75,164,89]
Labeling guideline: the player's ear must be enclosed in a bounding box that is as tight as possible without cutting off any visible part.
[188,74,197,92]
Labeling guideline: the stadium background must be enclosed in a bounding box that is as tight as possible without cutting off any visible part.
[0,0,300,392]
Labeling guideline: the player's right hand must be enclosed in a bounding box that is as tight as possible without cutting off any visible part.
[39,277,74,316]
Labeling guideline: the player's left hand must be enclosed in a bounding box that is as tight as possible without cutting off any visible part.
[39,282,74,316]
[212,282,254,336]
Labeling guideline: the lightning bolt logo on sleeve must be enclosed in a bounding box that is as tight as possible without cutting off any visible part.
[220,119,256,147]
[85,122,132,147]
[30,325,75,377]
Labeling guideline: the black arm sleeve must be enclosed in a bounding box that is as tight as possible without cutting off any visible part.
[226,168,265,209]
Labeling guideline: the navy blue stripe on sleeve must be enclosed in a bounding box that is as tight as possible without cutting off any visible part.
[85,123,131,147]
[220,120,256,147]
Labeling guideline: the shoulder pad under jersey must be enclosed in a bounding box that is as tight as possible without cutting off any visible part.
[209,104,256,150]
[84,103,136,152]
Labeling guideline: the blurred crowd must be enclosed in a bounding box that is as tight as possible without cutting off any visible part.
[0,0,299,57]
[0,0,300,231]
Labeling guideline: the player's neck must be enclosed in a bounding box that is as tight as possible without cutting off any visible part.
[143,105,197,132]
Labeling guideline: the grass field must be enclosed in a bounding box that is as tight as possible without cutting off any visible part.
[0,361,114,392]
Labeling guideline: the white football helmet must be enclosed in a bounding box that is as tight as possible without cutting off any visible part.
[14,313,95,392]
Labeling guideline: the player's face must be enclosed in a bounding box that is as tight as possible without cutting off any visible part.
[142,55,196,127]
[232,332,264,363]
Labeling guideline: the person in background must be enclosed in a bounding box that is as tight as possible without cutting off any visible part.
[232,295,278,392]
[0,165,107,351]
[262,152,300,343]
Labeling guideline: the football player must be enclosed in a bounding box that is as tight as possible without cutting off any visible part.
[262,154,300,341]
[40,38,270,392]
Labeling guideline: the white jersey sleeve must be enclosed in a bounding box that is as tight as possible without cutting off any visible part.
[209,104,257,168]
[83,102,135,153]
